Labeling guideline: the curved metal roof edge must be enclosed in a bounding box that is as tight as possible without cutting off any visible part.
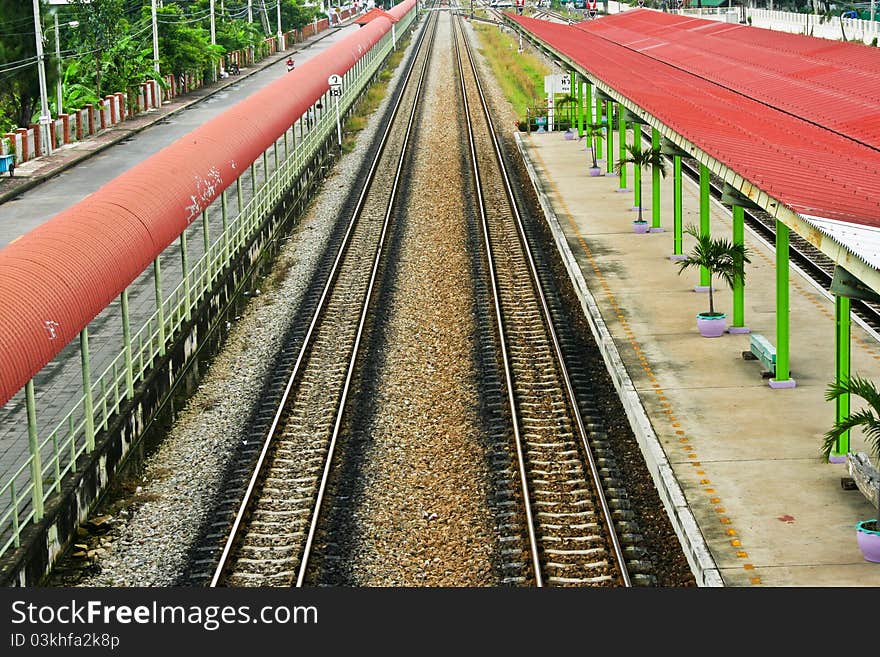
[507,14,880,296]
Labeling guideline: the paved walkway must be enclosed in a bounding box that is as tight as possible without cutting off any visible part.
[516,129,880,586]
[0,25,351,208]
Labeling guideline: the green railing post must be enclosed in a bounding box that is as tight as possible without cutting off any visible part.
[651,127,661,230]
[26,380,44,521]
[263,151,269,190]
[10,481,20,548]
[771,220,796,389]
[180,231,191,322]
[81,328,95,453]
[672,155,682,257]
[121,289,134,399]
[154,258,165,357]
[617,105,627,191]
[221,189,229,260]
[250,162,256,198]
[595,94,603,160]
[237,177,243,216]
[202,210,211,284]
[833,295,851,459]
[730,205,749,333]
[699,163,711,288]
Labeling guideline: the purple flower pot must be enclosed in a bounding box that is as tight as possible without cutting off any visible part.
[589,167,601,177]
[696,312,727,337]
[856,520,880,563]
[633,221,649,234]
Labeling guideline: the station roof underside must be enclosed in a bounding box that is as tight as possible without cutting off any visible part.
[509,10,880,284]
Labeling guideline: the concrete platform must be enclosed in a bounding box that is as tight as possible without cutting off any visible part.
[516,129,880,587]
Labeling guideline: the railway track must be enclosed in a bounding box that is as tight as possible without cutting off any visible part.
[207,11,441,587]
[453,13,635,586]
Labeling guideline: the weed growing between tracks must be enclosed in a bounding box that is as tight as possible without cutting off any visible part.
[341,34,413,154]
[472,22,549,121]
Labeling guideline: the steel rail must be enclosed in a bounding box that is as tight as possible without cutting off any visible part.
[458,13,632,586]
[453,15,545,587]
[295,12,441,587]
[210,13,437,588]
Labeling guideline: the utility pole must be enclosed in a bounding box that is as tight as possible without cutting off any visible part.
[248,0,254,64]
[276,0,283,51]
[32,0,52,155]
[152,0,160,74]
[54,13,62,116]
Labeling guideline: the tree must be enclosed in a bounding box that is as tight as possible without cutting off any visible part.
[151,4,223,80]
[676,225,751,317]
[823,375,880,465]
[68,0,125,98]
[615,144,667,223]
[0,0,56,129]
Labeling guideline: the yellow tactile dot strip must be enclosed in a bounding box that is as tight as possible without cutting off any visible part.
[530,146,761,585]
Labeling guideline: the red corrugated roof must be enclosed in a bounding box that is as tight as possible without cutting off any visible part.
[356,7,399,24]
[0,16,400,407]
[511,14,880,231]
[578,10,880,150]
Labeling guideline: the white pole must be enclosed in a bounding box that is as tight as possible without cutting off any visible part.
[152,0,160,74]
[210,0,216,44]
[32,0,52,155]
[277,0,283,50]
[248,0,254,63]
[55,13,63,116]
[335,94,341,146]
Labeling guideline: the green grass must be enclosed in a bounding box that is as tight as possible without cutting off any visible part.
[473,23,550,121]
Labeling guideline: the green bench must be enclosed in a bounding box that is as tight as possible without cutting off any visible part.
[747,333,776,377]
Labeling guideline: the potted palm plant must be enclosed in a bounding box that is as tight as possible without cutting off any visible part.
[676,225,751,337]
[615,144,666,232]
[583,122,604,176]
[822,375,880,562]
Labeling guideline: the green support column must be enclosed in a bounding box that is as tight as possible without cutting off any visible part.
[729,205,750,334]
[274,141,279,171]
[585,83,593,132]
[236,177,243,216]
[81,328,95,452]
[832,295,851,459]
[154,259,165,357]
[250,163,256,198]
[633,126,642,210]
[651,128,661,230]
[577,75,584,138]
[672,155,683,257]
[771,220,796,389]
[26,380,44,521]
[595,94,603,160]
[605,100,613,174]
[617,105,627,191]
[698,164,711,289]
[181,231,191,322]
[263,151,269,189]
[121,289,134,399]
